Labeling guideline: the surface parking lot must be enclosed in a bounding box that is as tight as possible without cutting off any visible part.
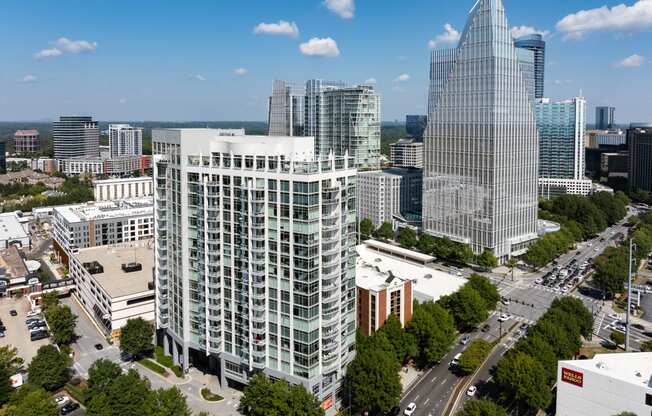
[0,297,49,364]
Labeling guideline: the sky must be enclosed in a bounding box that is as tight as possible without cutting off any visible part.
[1,0,652,123]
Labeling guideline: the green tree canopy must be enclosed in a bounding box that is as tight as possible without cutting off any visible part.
[45,304,77,345]
[1,384,57,416]
[467,274,500,311]
[444,285,488,330]
[375,222,394,241]
[550,297,594,339]
[610,331,625,346]
[396,227,418,248]
[148,387,192,416]
[359,219,374,240]
[239,374,324,416]
[640,340,652,352]
[88,359,122,399]
[86,369,152,416]
[458,340,492,375]
[119,318,154,358]
[457,399,507,416]
[494,352,552,411]
[416,233,436,254]
[593,246,629,298]
[0,346,23,405]
[406,302,456,367]
[378,315,417,364]
[476,250,498,269]
[26,345,69,392]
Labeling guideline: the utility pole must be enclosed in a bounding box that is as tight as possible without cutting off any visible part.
[626,239,635,352]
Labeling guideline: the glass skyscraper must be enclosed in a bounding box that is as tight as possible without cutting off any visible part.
[268,80,306,137]
[405,115,428,140]
[595,106,616,130]
[514,34,546,100]
[53,116,100,160]
[423,0,539,261]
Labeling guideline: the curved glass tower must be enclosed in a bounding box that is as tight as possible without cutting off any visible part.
[514,34,546,100]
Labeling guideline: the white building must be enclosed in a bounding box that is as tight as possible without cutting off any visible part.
[390,139,423,169]
[153,129,357,414]
[57,155,151,176]
[557,353,652,416]
[109,124,143,158]
[538,178,593,197]
[0,213,30,249]
[70,241,154,337]
[52,198,153,260]
[93,177,153,201]
[358,168,422,227]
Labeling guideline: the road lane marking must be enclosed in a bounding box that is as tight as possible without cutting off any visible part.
[431,376,438,383]
[424,398,431,406]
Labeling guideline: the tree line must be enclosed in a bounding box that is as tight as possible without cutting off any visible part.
[1,176,94,213]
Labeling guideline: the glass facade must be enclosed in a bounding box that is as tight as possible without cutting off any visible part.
[514,34,546,100]
[595,106,616,130]
[423,0,539,260]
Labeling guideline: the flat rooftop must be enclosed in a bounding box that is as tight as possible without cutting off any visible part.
[93,177,152,186]
[0,245,28,279]
[363,240,434,264]
[0,213,28,241]
[55,198,153,223]
[76,242,154,299]
[356,243,465,302]
[561,353,652,388]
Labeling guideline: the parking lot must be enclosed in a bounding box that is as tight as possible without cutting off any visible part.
[0,297,49,365]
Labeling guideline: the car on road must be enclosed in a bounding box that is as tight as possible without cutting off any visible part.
[481,324,491,333]
[9,310,17,317]
[404,403,417,416]
[461,335,471,345]
[467,386,477,397]
[609,313,620,320]
[498,314,511,323]
[26,310,41,318]
[387,406,400,416]
[60,402,80,415]
[501,298,510,306]
[519,323,529,332]
[632,324,645,331]
[450,353,462,368]
[94,343,104,351]
[534,278,543,285]
[54,396,70,407]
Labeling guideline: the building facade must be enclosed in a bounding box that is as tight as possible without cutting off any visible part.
[358,168,422,227]
[514,34,546,100]
[93,177,153,201]
[595,106,615,130]
[152,130,357,414]
[586,130,626,149]
[109,124,143,158]
[390,139,424,169]
[628,126,652,192]
[53,116,100,160]
[14,130,40,155]
[405,115,428,140]
[58,155,152,176]
[423,0,539,261]
[268,80,306,137]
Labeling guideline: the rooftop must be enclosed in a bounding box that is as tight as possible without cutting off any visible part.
[356,242,465,302]
[92,177,152,186]
[560,353,652,388]
[76,242,154,299]
[0,245,29,280]
[0,213,28,242]
[14,129,39,137]
[55,198,153,223]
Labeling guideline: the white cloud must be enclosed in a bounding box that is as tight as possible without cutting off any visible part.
[190,74,207,82]
[323,0,354,19]
[364,78,377,84]
[428,24,461,49]
[615,54,645,67]
[253,20,299,38]
[234,68,248,76]
[299,37,340,58]
[553,79,573,85]
[556,0,652,40]
[394,74,410,82]
[119,98,127,104]
[510,26,551,39]
[22,74,37,83]
[34,37,97,59]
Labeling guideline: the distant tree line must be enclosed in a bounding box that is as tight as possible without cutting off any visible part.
[1,176,93,213]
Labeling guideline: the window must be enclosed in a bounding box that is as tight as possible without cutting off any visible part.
[646,393,652,406]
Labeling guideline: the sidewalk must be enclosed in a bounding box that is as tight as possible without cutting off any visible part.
[399,364,422,393]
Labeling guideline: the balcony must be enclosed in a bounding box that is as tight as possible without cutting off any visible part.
[323,341,338,352]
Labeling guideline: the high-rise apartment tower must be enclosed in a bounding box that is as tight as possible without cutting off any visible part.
[109,124,143,158]
[53,116,99,160]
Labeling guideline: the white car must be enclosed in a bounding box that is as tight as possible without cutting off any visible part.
[467,386,477,397]
[26,310,41,318]
[54,396,70,407]
[404,402,417,416]
[534,278,543,285]
[498,314,511,322]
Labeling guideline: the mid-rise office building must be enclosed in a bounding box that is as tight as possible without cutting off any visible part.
[13,130,40,155]
[52,198,154,264]
[53,116,99,160]
[93,177,154,201]
[152,129,357,414]
[628,125,652,192]
[586,130,626,148]
[556,353,652,416]
[514,34,546,100]
[268,81,306,137]
[423,0,539,261]
[390,139,424,169]
[405,115,428,140]
[57,154,152,176]
[109,124,143,158]
[358,168,422,227]
[595,106,616,130]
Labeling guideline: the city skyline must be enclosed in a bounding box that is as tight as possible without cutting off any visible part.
[2,0,651,123]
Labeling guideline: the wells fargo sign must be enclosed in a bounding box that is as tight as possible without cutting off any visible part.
[561,367,584,387]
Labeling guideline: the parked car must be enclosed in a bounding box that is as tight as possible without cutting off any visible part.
[466,386,477,397]
[60,402,80,415]
[26,310,41,318]
[498,314,511,323]
[30,331,48,341]
[404,403,417,416]
[481,324,491,333]
[9,310,17,317]
[54,396,70,407]
[94,343,104,351]
[460,335,471,345]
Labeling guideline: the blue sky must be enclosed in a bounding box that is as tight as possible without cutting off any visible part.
[1,0,651,123]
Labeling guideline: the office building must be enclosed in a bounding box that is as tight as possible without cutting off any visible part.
[152,129,357,414]
[57,154,152,176]
[358,168,422,227]
[53,116,100,160]
[0,213,30,249]
[595,107,616,130]
[586,130,626,149]
[52,198,154,264]
[423,0,539,261]
[109,124,143,158]
[628,125,652,192]
[405,115,428,140]
[13,130,40,155]
[268,81,306,137]
[70,241,154,337]
[556,353,652,416]
[30,158,57,174]
[536,97,592,197]
[390,139,424,169]
[93,177,153,201]
[514,34,546,100]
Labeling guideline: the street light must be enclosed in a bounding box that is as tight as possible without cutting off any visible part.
[626,239,637,352]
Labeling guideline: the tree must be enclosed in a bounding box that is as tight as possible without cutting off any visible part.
[593,246,629,298]
[240,374,324,416]
[88,359,122,399]
[359,219,374,240]
[406,302,456,367]
[506,257,518,281]
[416,233,436,254]
[640,340,652,352]
[375,222,394,241]
[457,399,507,416]
[27,345,69,392]
[610,331,625,346]
[396,227,417,248]
[613,412,637,416]
[1,384,57,416]
[148,387,192,416]
[514,334,558,383]
[444,285,488,330]
[550,297,594,339]
[39,292,59,312]
[0,346,23,405]
[476,250,498,269]
[119,318,154,358]
[458,340,492,375]
[467,274,500,311]
[46,304,77,345]
[379,315,417,364]
[87,370,152,416]
[494,352,552,411]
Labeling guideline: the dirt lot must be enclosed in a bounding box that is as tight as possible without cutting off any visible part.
[0,297,49,365]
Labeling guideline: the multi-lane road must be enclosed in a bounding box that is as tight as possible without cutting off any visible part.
[399,211,647,416]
